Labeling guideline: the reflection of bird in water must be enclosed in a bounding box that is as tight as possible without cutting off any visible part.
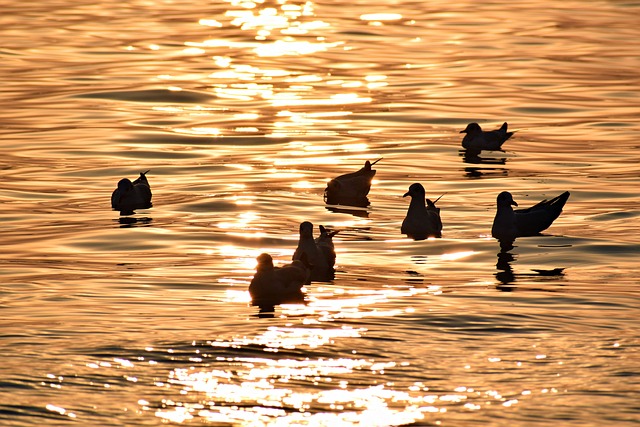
[495,244,566,292]
[462,151,507,165]
[492,191,570,243]
[116,216,153,228]
[460,150,508,179]
[111,170,152,215]
[325,204,369,218]
[293,221,336,282]
[495,249,516,289]
[532,268,565,276]
[401,183,443,240]
[464,166,509,179]
[460,122,513,153]
[324,158,381,206]
[249,253,310,307]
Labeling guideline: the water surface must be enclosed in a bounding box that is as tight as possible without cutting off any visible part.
[1,0,639,426]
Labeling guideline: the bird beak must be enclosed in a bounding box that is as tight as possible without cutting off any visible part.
[403,191,410,197]
[512,200,518,206]
[459,129,466,133]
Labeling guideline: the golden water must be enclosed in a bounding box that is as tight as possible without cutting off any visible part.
[1,0,638,425]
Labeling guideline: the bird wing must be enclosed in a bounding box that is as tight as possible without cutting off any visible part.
[515,192,569,236]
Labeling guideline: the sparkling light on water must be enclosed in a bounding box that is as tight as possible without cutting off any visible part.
[2,0,639,426]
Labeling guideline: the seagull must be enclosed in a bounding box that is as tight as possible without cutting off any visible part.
[401,183,443,239]
[491,191,570,242]
[293,221,335,281]
[324,158,382,205]
[111,170,152,214]
[460,122,513,152]
[249,253,311,303]
[315,225,339,269]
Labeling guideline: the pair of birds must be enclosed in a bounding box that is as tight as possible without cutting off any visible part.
[400,183,570,242]
[249,222,338,304]
[458,122,570,239]
[401,183,570,243]
[110,158,381,215]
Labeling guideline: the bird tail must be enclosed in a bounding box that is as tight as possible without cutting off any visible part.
[319,224,339,239]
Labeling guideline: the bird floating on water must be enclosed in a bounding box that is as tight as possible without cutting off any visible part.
[316,225,339,269]
[460,122,513,153]
[111,170,152,214]
[249,253,311,305]
[324,158,382,206]
[491,191,570,243]
[401,183,443,240]
[293,221,336,282]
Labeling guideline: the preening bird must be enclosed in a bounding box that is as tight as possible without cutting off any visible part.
[324,158,382,206]
[460,122,513,152]
[491,191,570,242]
[111,170,152,214]
[401,183,443,240]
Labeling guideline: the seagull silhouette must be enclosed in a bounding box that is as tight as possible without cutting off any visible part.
[111,170,152,214]
[293,221,335,281]
[315,225,339,269]
[460,122,513,152]
[324,158,382,206]
[249,253,311,304]
[401,183,443,240]
[491,191,570,242]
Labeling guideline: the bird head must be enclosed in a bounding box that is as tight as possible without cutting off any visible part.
[256,253,274,270]
[497,191,518,207]
[319,225,339,239]
[403,183,426,198]
[460,122,482,134]
[299,221,314,238]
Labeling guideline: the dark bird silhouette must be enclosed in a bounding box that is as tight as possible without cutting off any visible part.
[491,191,570,242]
[401,183,443,240]
[324,158,381,206]
[111,170,152,214]
[293,221,335,281]
[315,225,339,269]
[460,122,513,152]
[249,253,311,305]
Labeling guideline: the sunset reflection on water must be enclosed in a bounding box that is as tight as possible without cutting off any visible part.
[173,0,386,143]
[1,0,639,426]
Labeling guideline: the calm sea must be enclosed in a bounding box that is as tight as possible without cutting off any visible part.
[1,0,638,425]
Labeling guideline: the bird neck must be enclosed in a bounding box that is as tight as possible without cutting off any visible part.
[496,203,515,218]
[409,196,427,211]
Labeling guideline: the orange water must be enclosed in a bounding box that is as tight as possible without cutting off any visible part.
[1,0,639,426]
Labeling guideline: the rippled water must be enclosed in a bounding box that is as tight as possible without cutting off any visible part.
[1,0,639,425]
